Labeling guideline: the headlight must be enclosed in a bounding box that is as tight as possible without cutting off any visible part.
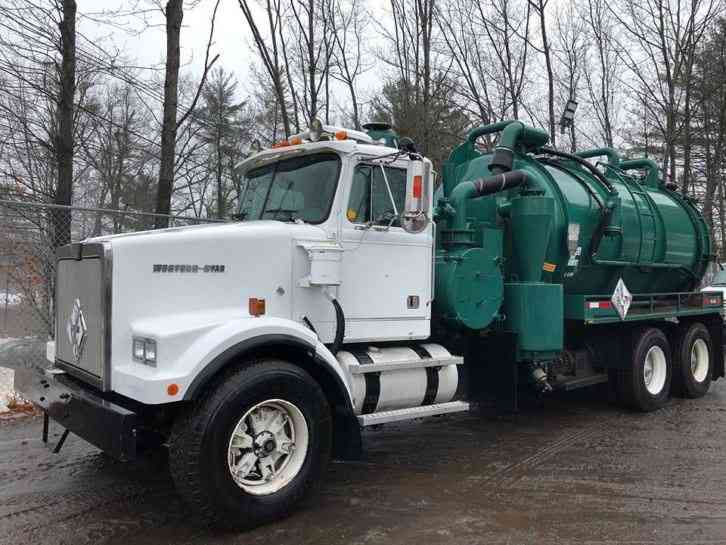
[132,337,157,366]
[133,338,145,360]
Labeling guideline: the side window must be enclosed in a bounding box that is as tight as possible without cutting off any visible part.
[347,164,407,226]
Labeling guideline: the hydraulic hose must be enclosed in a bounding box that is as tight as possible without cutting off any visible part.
[539,147,617,195]
[449,170,529,232]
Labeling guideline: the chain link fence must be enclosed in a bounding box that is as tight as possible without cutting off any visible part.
[0,200,222,379]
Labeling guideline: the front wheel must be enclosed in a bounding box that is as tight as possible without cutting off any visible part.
[169,360,332,529]
[617,327,672,412]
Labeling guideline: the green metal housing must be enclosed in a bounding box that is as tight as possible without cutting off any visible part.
[504,282,563,360]
[433,120,714,359]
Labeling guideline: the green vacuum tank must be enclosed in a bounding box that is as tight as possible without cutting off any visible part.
[433,120,712,342]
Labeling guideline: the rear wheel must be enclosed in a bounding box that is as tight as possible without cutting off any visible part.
[673,322,712,398]
[169,360,332,529]
[617,327,672,412]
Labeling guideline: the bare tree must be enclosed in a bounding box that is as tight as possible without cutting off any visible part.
[154,0,221,228]
[327,0,368,129]
[611,0,721,186]
[692,17,726,248]
[477,0,531,121]
[581,0,620,148]
[55,0,77,246]
[0,0,80,244]
[529,0,556,146]
[435,0,495,126]
[554,3,586,151]
[154,0,183,227]
[238,0,293,136]
[79,83,158,232]
[377,0,437,155]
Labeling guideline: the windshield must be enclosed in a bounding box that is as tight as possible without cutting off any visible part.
[238,152,341,224]
[711,270,726,286]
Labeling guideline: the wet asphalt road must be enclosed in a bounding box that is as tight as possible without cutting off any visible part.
[2,383,726,545]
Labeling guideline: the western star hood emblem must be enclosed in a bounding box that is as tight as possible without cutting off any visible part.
[67,298,88,362]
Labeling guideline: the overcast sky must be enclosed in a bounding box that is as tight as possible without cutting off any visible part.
[78,1,257,79]
[77,0,387,121]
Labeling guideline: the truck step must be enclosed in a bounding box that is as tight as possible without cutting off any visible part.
[357,401,470,426]
[349,356,463,374]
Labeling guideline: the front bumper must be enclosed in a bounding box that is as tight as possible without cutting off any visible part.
[14,367,138,461]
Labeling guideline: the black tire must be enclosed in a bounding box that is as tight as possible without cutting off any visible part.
[617,327,672,412]
[672,322,712,398]
[169,359,332,529]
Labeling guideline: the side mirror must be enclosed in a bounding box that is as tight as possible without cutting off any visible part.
[402,158,430,233]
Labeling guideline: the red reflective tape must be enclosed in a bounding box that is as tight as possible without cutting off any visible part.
[703,294,722,306]
[413,175,423,198]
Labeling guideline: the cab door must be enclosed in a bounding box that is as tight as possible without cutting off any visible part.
[338,160,433,343]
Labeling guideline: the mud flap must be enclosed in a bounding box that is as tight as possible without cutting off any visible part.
[467,332,519,414]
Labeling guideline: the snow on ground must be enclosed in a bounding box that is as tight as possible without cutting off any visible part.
[0,292,23,306]
[0,367,13,413]
[0,336,50,412]
[0,339,16,412]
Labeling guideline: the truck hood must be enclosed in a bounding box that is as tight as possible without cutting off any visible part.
[85,219,325,245]
[99,220,332,366]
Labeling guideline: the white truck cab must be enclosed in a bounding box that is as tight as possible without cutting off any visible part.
[16,121,467,529]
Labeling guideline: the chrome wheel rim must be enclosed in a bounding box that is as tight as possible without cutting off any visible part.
[643,346,667,395]
[227,399,309,496]
[691,338,709,383]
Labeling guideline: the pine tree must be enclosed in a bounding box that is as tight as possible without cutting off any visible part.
[370,76,471,171]
[197,68,252,218]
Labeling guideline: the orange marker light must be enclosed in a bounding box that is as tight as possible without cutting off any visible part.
[413,175,423,198]
[167,383,179,396]
[271,139,290,149]
[289,136,302,145]
[249,297,266,317]
[335,130,348,140]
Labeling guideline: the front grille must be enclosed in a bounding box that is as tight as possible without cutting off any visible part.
[55,243,111,389]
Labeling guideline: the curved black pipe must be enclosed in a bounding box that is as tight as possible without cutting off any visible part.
[450,171,528,231]
[329,298,345,355]
[489,146,514,174]
[472,170,529,197]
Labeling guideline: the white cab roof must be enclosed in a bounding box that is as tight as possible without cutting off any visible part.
[236,140,402,175]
